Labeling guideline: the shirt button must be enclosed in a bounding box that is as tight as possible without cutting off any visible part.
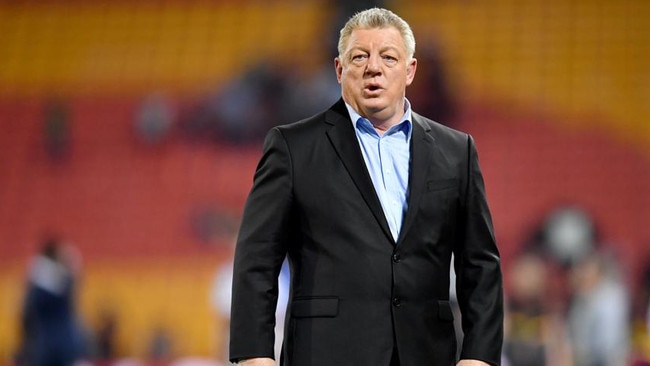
[392,298,402,307]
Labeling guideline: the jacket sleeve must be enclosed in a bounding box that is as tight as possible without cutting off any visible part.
[230,128,294,362]
[454,135,504,366]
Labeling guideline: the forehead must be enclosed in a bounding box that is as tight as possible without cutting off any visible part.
[345,27,406,52]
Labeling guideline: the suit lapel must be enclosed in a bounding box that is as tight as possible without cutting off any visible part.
[397,113,435,244]
[324,100,394,242]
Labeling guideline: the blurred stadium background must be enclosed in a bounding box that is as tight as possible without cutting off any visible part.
[0,0,649,364]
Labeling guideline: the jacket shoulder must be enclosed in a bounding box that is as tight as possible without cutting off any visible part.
[272,100,348,140]
[413,112,470,146]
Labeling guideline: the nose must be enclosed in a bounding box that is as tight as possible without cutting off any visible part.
[365,54,382,76]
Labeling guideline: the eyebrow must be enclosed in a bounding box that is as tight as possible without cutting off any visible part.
[348,45,401,55]
[380,46,400,54]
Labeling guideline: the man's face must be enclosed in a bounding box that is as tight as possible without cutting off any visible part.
[335,26,417,125]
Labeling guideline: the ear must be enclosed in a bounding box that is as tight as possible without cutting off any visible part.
[405,58,417,86]
[334,57,343,84]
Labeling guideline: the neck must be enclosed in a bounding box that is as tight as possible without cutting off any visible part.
[365,104,405,133]
[369,120,392,135]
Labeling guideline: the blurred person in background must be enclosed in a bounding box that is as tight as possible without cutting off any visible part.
[183,60,291,145]
[406,41,457,128]
[539,206,597,269]
[503,253,550,366]
[230,8,502,366]
[16,237,85,366]
[43,99,71,163]
[522,204,632,365]
[567,251,630,366]
[628,259,650,365]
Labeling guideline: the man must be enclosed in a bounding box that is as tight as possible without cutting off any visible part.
[18,238,84,366]
[230,8,503,366]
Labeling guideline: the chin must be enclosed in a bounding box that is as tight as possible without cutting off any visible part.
[363,104,390,116]
[361,97,387,110]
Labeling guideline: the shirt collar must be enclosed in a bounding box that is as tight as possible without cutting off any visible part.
[344,99,413,139]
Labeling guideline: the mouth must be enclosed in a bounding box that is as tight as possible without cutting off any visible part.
[364,84,383,94]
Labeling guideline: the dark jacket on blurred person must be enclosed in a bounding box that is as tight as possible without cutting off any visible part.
[18,243,83,366]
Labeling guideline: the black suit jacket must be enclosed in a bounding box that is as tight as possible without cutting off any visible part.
[230,99,503,366]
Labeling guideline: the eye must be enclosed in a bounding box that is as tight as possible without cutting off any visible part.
[382,55,398,62]
[351,53,368,63]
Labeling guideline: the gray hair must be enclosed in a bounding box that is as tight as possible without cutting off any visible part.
[337,8,416,61]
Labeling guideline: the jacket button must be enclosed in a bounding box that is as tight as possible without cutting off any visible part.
[392,298,402,307]
[392,253,401,263]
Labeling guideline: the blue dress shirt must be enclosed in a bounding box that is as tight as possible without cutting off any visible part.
[345,100,413,242]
